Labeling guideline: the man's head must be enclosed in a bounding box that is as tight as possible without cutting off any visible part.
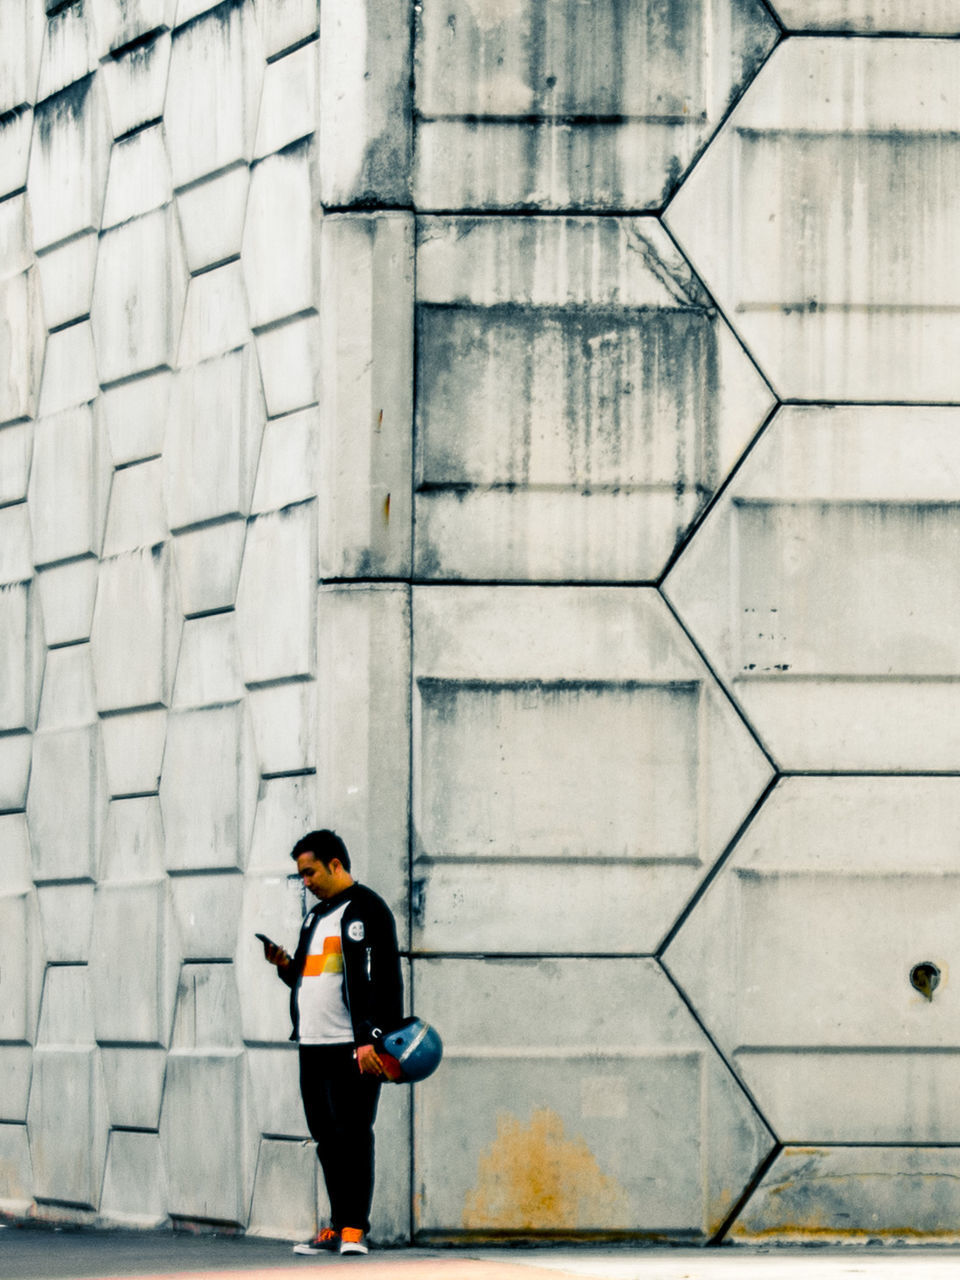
[291,829,354,901]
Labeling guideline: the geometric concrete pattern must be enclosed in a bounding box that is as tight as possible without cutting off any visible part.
[411,587,773,955]
[665,777,960,1144]
[414,219,774,581]
[414,958,773,1239]
[4,0,960,1250]
[663,406,960,770]
[414,0,779,210]
[666,40,960,402]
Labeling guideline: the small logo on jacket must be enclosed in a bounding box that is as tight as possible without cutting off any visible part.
[347,921,365,941]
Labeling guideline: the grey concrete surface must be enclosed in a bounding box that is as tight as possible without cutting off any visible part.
[5,1229,960,1280]
[11,0,960,1248]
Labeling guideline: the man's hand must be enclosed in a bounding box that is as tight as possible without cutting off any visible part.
[259,938,291,969]
[355,1043,387,1078]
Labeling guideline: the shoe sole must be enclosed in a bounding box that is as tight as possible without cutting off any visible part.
[339,1244,369,1255]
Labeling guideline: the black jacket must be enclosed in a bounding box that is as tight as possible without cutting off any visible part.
[279,883,403,1045]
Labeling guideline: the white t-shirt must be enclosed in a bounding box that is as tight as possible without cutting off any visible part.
[297,903,355,1045]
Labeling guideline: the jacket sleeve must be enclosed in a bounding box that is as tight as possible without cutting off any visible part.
[279,918,310,988]
[278,915,315,1041]
[342,893,404,1046]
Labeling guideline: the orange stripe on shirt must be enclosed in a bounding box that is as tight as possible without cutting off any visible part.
[303,936,343,976]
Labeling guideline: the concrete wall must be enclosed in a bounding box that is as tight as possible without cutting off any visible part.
[3,0,960,1246]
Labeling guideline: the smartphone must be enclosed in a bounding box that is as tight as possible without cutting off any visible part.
[255,932,277,948]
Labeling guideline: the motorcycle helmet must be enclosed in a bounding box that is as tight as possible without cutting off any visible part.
[376,1017,443,1083]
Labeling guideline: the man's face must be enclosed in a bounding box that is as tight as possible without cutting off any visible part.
[297,853,339,900]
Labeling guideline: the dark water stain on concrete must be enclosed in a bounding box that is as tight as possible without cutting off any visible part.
[417,303,719,503]
[35,74,93,142]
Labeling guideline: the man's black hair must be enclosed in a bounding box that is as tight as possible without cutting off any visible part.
[291,829,351,872]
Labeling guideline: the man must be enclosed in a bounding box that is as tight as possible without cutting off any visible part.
[260,830,403,1257]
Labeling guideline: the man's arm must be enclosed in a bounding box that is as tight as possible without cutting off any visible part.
[343,892,404,1051]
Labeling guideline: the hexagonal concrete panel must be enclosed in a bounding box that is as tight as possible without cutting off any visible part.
[252,38,317,160]
[414,957,773,1238]
[90,879,179,1045]
[101,710,168,800]
[175,166,249,276]
[90,542,181,714]
[666,39,960,401]
[100,1047,167,1132]
[37,321,98,419]
[164,0,263,190]
[412,586,773,954]
[101,459,166,561]
[235,499,317,686]
[253,313,320,418]
[37,883,94,963]
[100,1130,167,1228]
[28,404,110,569]
[0,268,44,426]
[28,966,108,1210]
[0,1122,33,1215]
[415,217,775,582]
[771,1,960,31]
[0,735,32,814]
[0,109,33,207]
[0,420,31,508]
[100,31,172,139]
[665,776,960,1144]
[27,76,110,252]
[159,702,259,872]
[0,819,42,1051]
[36,232,97,333]
[731,1146,960,1242]
[164,347,264,533]
[101,125,173,230]
[0,579,43,735]
[0,810,32,897]
[0,1,44,117]
[160,962,257,1226]
[27,723,107,881]
[664,405,960,771]
[170,520,246,618]
[91,205,188,385]
[246,1138,316,1242]
[172,614,244,712]
[36,0,99,103]
[241,142,319,330]
[414,0,778,211]
[100,796,166,883]
[176,262,251,367]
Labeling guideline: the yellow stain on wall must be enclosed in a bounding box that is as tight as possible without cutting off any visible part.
[463,1108,630,1230]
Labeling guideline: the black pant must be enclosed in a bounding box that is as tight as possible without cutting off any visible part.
[298,1044,381,1234]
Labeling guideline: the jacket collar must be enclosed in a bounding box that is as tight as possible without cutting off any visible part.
[308,883,357,919]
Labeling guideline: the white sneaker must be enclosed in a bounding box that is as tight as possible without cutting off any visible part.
[339,1228,369,1255]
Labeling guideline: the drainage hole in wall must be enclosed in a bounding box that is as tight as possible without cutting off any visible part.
[910,962,940,1001]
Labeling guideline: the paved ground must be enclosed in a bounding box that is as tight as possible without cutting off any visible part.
[5,1228,960,1280]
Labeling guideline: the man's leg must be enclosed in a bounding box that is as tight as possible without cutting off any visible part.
[295,1046,340,1253]
[299,1044,381,1234]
